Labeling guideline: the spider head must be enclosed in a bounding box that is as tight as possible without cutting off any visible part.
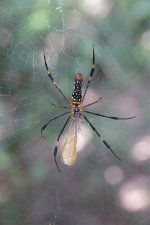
[75,73,83,82]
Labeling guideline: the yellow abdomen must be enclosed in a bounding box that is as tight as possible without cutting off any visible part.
[61,122,77,166]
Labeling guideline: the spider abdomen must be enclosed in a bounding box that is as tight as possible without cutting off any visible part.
[70,73,83,116]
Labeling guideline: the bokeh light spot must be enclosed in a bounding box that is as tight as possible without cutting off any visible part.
[29,10,49,31]
[119,181,150,211]
[81,0,113,17]
[132,136,150,162]
[104,165,124,185]
[141,30,150,51]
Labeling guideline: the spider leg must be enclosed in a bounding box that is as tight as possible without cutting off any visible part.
[82,43,95,101]
[50,102,69,109]
[83,97,102,108]
[83,115,121,160]
[84,111,136,120]
[41,112,69,139]
[43,50,70,104]
[54,116,70,172]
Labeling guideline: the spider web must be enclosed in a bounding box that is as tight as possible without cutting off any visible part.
[0,0,150,225]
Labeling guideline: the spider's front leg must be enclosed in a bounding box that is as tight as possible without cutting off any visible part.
[43,50,70,104]
[82,43,95,101]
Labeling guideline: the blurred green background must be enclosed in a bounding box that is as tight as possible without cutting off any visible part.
[0,0,150,225]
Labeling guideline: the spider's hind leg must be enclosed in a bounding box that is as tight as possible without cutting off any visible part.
[53,116,70,172]
[84,115,121,160]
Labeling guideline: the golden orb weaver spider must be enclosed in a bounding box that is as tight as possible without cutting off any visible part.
[41,44,136,172]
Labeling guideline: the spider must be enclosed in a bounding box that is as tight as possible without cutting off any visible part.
[41,44,135,172]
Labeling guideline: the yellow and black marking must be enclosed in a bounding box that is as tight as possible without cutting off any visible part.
[43,50,70,104]
[82,43,95,100]
[83,115,121,160]
[70,73,83,117]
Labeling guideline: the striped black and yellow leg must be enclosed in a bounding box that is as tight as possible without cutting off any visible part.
[43,50,70,104]
[84,115,121,160]
[84,111,136,120]
[82,43,95,100]
[54,116,70,172]
[41,112,69,139]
